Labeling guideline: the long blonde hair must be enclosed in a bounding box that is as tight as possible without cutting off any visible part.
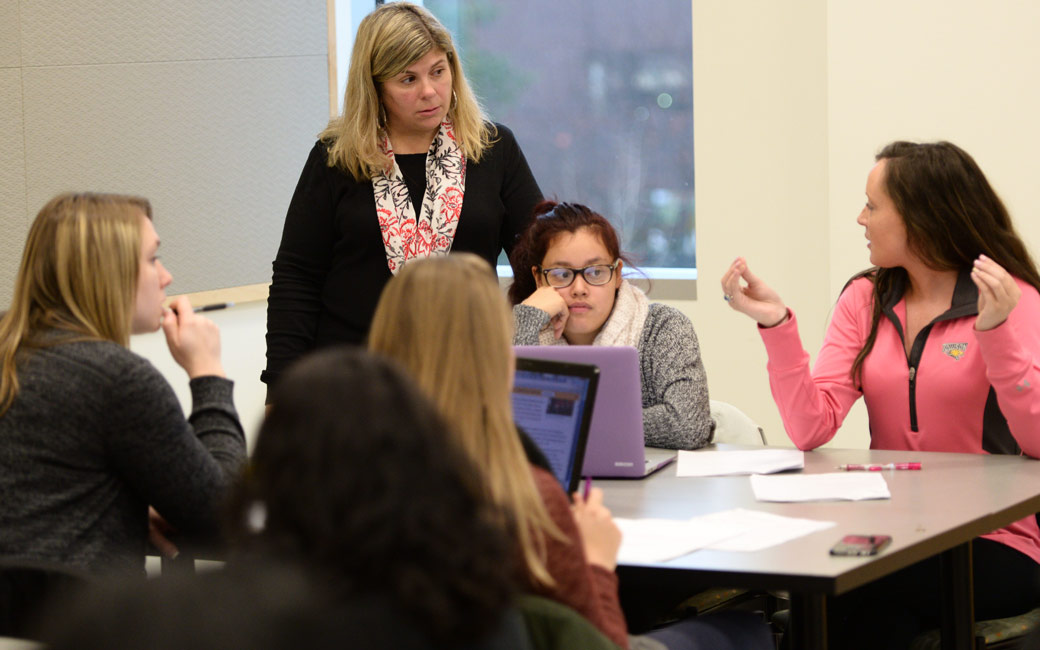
[0,192,149,416]
[369,254,562,587]
[320,1,494,181]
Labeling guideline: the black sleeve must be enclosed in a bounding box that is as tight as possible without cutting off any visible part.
[263,142,337,388]
[493,124,543,258]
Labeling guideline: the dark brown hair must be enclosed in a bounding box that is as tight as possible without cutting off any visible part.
[850,141,1040,382]
[507,200,632,305]
[228,347,516,645]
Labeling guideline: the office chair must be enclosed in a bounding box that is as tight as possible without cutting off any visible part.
[517,595,621,650]
[709,400,767,446]
[659,403,775,629]
[909,607,1040,650]
[0,559,90,639]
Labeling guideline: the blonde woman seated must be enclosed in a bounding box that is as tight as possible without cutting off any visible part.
[0,193,246,574]
[369,254,771,650]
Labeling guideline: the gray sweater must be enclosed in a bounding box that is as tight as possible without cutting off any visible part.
[0,334,246,574]
[513,303,714,450]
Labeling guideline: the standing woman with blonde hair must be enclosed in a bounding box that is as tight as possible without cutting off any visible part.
[370,254,773,650]
[0,193,246,575]
[263,1,542,395]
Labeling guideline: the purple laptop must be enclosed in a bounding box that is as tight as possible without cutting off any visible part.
[514,346,677,478]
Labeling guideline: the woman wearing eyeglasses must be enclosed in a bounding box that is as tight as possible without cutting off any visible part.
[508,201,713,451]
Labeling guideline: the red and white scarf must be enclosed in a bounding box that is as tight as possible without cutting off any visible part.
[373,120,466,274]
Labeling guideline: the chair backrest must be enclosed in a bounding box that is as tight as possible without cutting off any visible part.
[0,637,42,650]
[0,560,91,639]
[516,594,622,650]
[908,605,1040,650]
[710,400,766,446]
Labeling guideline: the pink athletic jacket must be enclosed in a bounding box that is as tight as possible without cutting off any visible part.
[759,271,1040,564]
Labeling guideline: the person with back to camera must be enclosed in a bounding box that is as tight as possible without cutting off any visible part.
[370,254,772,650]
[0,193,246,575]
[721,141,1040,648]
[262,1,542,395]
[225,348,524,649]
[508,201,714,450]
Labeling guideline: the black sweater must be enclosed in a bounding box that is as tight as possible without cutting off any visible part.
[263,123,542,388]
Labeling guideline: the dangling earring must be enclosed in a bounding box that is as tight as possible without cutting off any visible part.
[378,102,387,127]
[451,90,458,112]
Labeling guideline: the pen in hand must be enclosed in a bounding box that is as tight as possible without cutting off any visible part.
[837,462,922,471]
[583,476,592,500]
[194,302,234,313]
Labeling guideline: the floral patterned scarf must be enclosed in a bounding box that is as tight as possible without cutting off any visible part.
[373,120,466,274]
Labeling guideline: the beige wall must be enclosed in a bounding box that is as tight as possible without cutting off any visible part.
[663,0,832,447]
[662,0,1040,450]
[820,2,1040,447]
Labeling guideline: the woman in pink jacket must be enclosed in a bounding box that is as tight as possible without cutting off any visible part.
[722,141,1040,649]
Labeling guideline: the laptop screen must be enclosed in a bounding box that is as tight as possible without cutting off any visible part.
[514,345,677,478]
[511,358,599,493]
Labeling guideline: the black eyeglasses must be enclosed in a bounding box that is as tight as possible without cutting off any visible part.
[540,260,620,288]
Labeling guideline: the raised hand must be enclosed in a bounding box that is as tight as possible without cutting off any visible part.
[523,285,570,340]
[161,296,225,378]
[720,257,789,327]
[972,255,1020,331]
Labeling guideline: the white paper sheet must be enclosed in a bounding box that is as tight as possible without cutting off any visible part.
[615,508,836,563]
[676,449,805,477]
[700,508,836,551]
[615,516,748,563]
[750,472,891,502]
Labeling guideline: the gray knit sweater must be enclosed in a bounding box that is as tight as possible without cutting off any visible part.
[0,334,246,574]
[513,303,714,450]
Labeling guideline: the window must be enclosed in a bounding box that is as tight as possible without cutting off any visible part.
[332,1,696,288]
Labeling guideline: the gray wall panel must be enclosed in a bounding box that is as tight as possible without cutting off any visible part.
[0,68,27,305]
[22,56,328,293]
[2,3,329,307]
[20,1,326,66]
[0,1,20,68]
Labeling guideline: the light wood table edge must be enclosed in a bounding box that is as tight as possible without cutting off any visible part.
[166,282,269,308]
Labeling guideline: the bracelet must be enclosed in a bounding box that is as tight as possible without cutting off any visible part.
[761,310,789,329]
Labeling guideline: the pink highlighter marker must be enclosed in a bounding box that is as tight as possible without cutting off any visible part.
[583,476,592,500]
[837,462,922,471]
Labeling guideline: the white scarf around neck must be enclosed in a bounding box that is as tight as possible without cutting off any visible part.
[372,120,466,275]
[539,279,650,348]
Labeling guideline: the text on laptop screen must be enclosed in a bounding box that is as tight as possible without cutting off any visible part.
[511,368,594,491]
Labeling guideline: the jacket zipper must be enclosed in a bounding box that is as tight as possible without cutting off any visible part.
[908,365,918,432]
[905,324,932,433]
[882,269,976,435]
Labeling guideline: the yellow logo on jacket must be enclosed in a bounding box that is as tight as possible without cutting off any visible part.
[942,342,967,360]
